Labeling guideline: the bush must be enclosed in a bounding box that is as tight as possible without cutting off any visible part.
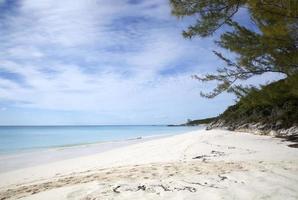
[219,74,298,129]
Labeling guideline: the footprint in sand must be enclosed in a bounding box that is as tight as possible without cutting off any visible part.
[151,173,158,177]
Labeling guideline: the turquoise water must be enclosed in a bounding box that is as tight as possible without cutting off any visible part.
[0,125,201,153]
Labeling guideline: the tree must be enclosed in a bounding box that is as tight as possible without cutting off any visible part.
[170,0,298,98]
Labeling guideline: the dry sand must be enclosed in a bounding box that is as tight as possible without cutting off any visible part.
[0,129,297,200]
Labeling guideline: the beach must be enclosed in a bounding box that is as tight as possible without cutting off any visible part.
[0,134,171,173]
[0,129,298,199]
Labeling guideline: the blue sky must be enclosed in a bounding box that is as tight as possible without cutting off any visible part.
[0,0,282,125]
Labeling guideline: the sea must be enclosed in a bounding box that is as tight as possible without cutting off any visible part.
[0,125,202,154]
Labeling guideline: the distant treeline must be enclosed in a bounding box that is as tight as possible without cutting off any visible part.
[181,117,218,126]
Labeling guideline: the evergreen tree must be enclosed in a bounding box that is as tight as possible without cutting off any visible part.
[170,0,298,98]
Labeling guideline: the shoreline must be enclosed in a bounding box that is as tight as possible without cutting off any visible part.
[0,132,175,156]
[0,133,176,173]
[0,129,297,199]
[0,125,201,156]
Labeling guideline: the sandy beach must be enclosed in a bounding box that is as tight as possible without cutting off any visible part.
[0,129,297,200]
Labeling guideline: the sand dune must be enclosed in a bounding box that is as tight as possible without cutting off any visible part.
[0,129,297,199]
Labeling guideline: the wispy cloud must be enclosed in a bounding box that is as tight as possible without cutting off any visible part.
[0,0,241,125]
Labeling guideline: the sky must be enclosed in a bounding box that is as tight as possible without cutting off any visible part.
[0,0,282,125]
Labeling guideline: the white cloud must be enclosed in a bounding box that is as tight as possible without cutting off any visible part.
[0,0,237,124]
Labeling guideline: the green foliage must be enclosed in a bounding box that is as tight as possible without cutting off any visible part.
[219,74,298,128]
[170,0,298,98]
[184,117,218,126]
[171,0,245,38]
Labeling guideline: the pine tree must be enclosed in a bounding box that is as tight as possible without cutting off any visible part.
[170,0,298,98]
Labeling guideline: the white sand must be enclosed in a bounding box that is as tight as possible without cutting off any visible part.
[0,129,297,200]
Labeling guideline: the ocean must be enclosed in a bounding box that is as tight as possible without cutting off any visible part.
[0,125,201,154]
